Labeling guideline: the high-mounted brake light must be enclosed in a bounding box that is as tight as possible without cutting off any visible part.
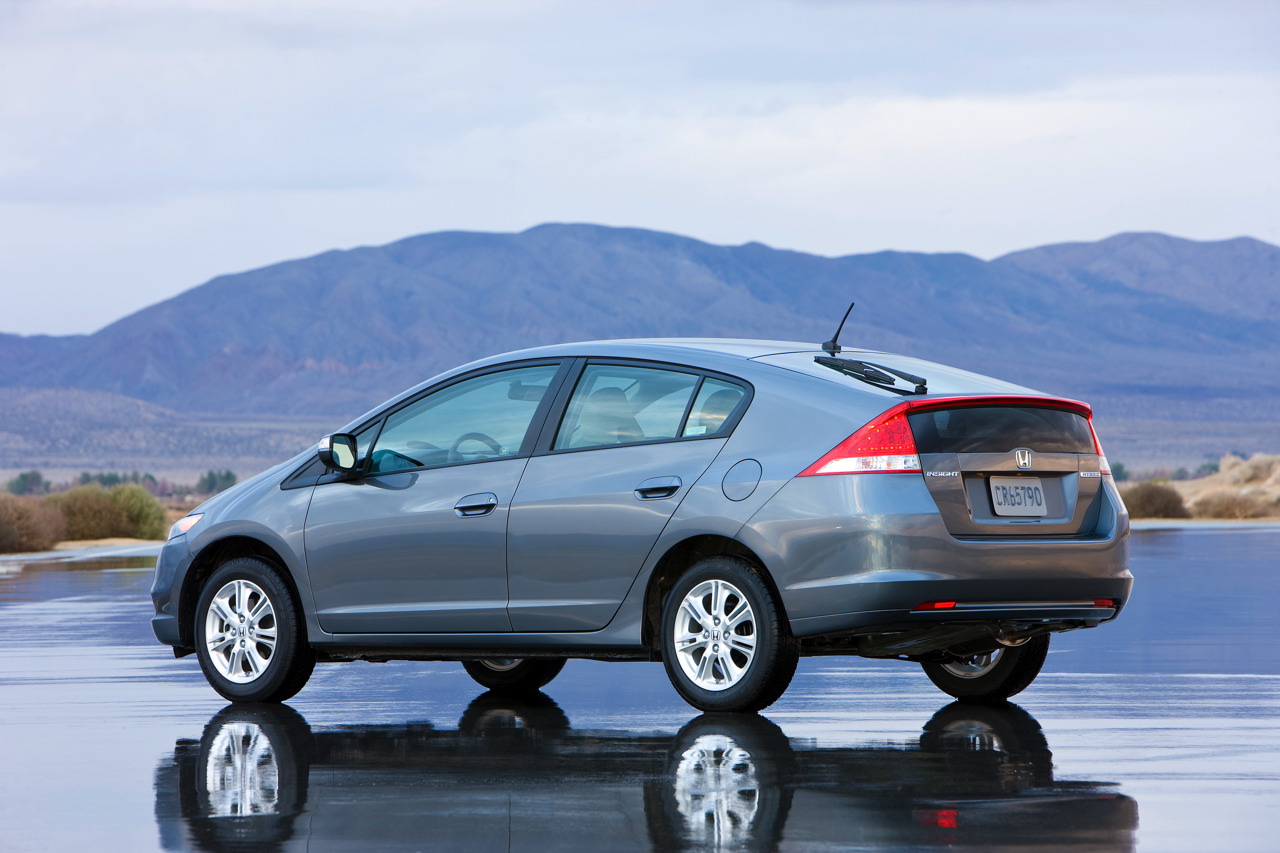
[799,405,921,476]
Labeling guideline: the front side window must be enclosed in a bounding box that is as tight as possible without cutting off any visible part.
[554,364,747,451]
[368,364,559,473]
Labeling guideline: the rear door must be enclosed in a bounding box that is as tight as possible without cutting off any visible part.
[506,362,749,631]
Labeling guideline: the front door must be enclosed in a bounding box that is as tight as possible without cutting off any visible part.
[304,363,563,634]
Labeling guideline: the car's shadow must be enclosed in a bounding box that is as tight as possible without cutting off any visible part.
[154,693,1137,852]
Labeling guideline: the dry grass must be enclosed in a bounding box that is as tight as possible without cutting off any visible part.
[1170,454,1280,520]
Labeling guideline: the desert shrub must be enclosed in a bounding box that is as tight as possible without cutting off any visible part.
[47,485,131,540]
[111,484,168,539]
[1121,482,1190,519]
[0,494,67,553]
[1191,491,1273,520]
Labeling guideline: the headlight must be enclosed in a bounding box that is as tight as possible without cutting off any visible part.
[168,513,204,539]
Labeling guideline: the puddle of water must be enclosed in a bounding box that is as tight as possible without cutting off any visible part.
[0,530,1277,852]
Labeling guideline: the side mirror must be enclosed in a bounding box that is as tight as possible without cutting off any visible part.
[317,433,359,472]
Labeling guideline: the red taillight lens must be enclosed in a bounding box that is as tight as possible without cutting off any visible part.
[799,405,921,476]
[1088,419,1112,475]
[913,600,957,611]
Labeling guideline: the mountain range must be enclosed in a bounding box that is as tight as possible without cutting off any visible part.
[2,224,1277,475]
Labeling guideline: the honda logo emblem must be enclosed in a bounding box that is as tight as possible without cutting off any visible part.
[1015,449,1033,469]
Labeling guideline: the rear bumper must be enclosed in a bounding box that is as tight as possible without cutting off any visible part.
[787,575,1131,638]
[739,473,1131,640]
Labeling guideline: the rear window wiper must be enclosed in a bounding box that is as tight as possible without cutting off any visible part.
[814,356,928,396]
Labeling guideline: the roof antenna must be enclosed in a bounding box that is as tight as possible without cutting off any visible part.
[822,302,855,356]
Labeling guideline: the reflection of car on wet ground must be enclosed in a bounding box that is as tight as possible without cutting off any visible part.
[154,696,1137,852]
[150,337,1131,711]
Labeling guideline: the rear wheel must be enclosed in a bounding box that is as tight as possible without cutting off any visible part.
[195,558,315,703]
[921,634,1050,704]
[661,557,797,712]
[461,658,566,693]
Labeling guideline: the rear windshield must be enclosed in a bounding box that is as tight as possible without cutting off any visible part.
[907,406,1095,454]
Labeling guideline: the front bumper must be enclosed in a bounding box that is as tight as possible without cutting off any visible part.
[150,536,194,648]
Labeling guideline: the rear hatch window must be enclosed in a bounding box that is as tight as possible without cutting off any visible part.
[909,404,1107,538]
[908,406,1095,454]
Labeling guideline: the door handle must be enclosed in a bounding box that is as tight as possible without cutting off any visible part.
[635,476,682,500]
[454,493,499,517]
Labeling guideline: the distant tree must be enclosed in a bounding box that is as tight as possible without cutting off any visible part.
[1194,461,1219,478]
[1171,467,1190,481]
[6,470,49,496]
[1110,462,1129,482]
[196,470,237,494]
[80,472,124,488]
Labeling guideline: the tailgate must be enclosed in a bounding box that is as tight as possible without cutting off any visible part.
[908,401,1109,537]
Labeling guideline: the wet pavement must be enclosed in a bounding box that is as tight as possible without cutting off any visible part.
[1,527,1278,852]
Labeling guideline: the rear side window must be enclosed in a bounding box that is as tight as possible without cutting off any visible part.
[554,365,748,451]
[682,378,745,437]
[907,406,1095,454]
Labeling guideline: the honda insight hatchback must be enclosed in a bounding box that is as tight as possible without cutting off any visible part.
[151,337,1131,712]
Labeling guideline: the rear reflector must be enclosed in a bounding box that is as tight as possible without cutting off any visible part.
[1094,598,1117,607]
[913,600,957,611]
[799,407,921,476]
[915,809,960,829]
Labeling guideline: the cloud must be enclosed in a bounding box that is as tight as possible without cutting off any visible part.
[0,0,1276,334]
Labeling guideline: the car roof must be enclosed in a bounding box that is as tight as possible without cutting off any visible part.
[339,337,1044,435]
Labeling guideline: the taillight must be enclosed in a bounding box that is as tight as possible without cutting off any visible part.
[799,404,921,476]
[1088,420,1112,475]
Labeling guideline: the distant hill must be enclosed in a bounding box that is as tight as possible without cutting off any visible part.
[1,224,1277,471]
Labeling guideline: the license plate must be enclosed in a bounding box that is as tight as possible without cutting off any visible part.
[989,476,1047,517]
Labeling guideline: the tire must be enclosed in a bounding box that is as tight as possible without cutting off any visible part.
[457,690,572,733]
[920,634,1050,704]
[644,714,794,852]
[919,701,1053,787]
[660,557,798,713]
[461,658,566,693]
[184,704,312,849]
[195,557,316,703]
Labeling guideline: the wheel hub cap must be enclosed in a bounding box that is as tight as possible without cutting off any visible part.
[204,579,278,684]
[673,579,757,692]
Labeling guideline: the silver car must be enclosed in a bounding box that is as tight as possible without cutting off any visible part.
[151,338,1131,712]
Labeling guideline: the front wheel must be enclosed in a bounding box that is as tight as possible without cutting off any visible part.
[195,558,315,703]
[921,634,1050,704]
[661,557,797,713]
[461,658,566,693]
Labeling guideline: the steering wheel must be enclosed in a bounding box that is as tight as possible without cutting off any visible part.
[449,432,503,463]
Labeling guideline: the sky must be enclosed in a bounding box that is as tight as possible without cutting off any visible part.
[1,0,1277,336]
